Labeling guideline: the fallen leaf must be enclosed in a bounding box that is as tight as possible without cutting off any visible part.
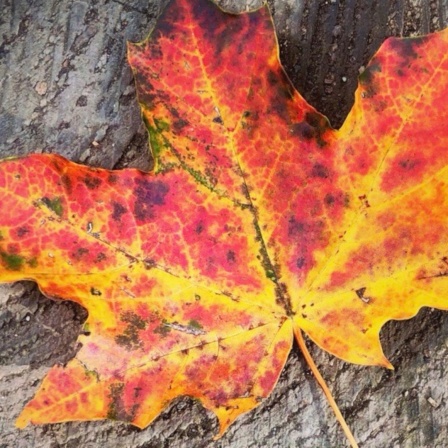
[0,0,447,445]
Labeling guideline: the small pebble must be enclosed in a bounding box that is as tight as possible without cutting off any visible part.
[80,148,91,162]
[35,81,48,96]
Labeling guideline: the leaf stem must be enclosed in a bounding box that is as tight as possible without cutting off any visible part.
[294,327,359,448]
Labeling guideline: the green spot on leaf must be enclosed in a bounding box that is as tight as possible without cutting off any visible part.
[42,196,63,217]
[188,319,203,330]
[154,319,171,337]
[27,257,38,268]
[0,251,25,271]
[147,122,167,165]
[359,62,382,84]
[154,118,170,131]
[83,365,99,380]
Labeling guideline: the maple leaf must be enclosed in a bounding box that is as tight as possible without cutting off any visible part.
[0,0,447,445]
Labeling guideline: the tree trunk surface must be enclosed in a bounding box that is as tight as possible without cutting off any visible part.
[1,0,447,447]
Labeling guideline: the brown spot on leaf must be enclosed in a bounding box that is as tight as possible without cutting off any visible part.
[226,250,236,263]
[107,383,137,422]
[16,226,30,238]
[290,122,315,140]
[60,174,72,193]
[144,258,156,269]
[134,179,169,223]
[108,174,118,184]
[83,174,102,190]
[95,253,107,263]
[115,312,147,351]
[304,111,330,147]
[154,321,171,337]
[267,70,277,86]
[133,72,157,108]
[288,217,305,236]
[173,118,188,132]
[195,222,204,234]
[324,193,335,206]
[112,201,127,222]
[399,158,418,170]
[311,163,330,179]
[390,35,429,66]
[73,247,89,260]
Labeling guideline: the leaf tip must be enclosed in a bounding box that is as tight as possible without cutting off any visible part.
[211,399,259,440]
[212,417,232,441]
[379,356,394,370]
[15,412,30,429]
[385,361,394,370]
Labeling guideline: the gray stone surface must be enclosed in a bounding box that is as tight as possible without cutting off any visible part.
[1,0,447,447]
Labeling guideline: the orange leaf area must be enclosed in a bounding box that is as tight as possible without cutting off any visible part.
[1,0,448,440]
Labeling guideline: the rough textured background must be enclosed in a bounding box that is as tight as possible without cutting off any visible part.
[1,0,447,447]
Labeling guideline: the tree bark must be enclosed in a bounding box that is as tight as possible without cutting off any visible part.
[0,0,447,446]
